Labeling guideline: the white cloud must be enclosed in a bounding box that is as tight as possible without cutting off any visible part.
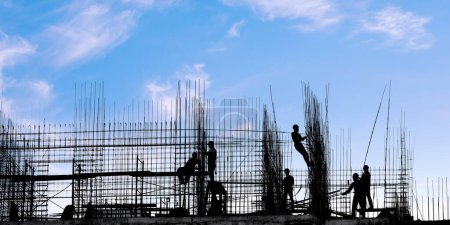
[0,32,35,116]
[121,0,178,8]
[221,0,340,32]
[361,6,433,50]
[1,79,55,118]
[146,64,211,116]
[28,80,54,102]
[43,0,179,67]
[147,64,211,98]
[0,32,35,75]
[121,0,156,7]
[0,97,13,118]
[228,19,246,37]
[45,3,136,66]
[147,82,172,98]
[175,64,211,89]
[0,32,53,117]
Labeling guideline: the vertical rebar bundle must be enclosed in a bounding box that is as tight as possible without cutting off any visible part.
[303,84,330,218]
[262,106,283,214]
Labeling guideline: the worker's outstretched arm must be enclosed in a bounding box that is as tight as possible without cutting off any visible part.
[341,183,354,195]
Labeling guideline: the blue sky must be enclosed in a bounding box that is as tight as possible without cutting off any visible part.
[1,0,449,185]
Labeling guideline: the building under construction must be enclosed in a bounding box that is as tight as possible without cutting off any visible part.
[0,82,417,222]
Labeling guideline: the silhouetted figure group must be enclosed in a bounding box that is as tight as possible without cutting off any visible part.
[341,165,374,218]
[43,121,379,220]
[177,141,217,185]
[291,122,376,218]
[291,124,312,167]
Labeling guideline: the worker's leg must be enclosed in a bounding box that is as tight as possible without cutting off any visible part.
[351,196,357,218]
[177,167,185,184]
[359,195,366,218]
[208,164,215,181]
[367,190,374,209]
[184,175,191,184]
[283,190,288,210]
[184,168,194,184]
[288,190,294,210]
[295,144,311,166]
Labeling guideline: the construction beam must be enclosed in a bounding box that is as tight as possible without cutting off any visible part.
[0,171,208,182]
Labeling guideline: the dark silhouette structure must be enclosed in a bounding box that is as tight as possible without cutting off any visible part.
[342,173,366,218]
[302,85,331,219]
[9,202,18,222]
[177,152,199,185]
[205,181,227,215]
[283,168,294,211]
[84,202,96,219]
[361,165,374,209]
[291,124,312,167]
[61,205,75,220]
[206,141,217,181]
[169,207,189,217]
[0,82,415,220]
[261,107,284,215]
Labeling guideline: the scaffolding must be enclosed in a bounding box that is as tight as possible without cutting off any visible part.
[0,82,415,221]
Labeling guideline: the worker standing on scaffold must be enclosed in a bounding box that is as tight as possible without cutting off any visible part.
[283,168,295,211]
[205,141,217,181]
[9,202,18,222]
[361,165,374,209]
[291,124,312,167]
[341,173,366,218]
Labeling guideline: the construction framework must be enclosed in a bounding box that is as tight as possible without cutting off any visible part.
[0,82,415,221]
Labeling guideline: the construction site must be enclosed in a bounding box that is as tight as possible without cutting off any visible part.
[0,82,446,224]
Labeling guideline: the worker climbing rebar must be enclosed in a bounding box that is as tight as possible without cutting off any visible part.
[291,124,312,167]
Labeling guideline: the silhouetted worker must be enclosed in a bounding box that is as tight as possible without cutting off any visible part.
[177,152,199,184]
[283,168,295,210]
[61,205,75,220]
[209,194,221,215]
[291,124,312,167]
[206,141,217,181]
[361,165,374,209]
[9,202,18,222]
[84,202,96,219]
[341,173,366,218]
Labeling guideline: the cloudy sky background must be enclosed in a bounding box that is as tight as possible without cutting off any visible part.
[1,0,449,196]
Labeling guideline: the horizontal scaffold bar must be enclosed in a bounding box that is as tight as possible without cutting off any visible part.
[0,171,209,182]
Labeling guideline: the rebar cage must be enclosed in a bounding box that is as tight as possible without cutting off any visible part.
[0,82,414,221]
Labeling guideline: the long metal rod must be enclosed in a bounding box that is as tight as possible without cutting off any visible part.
[364,85,387,166]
